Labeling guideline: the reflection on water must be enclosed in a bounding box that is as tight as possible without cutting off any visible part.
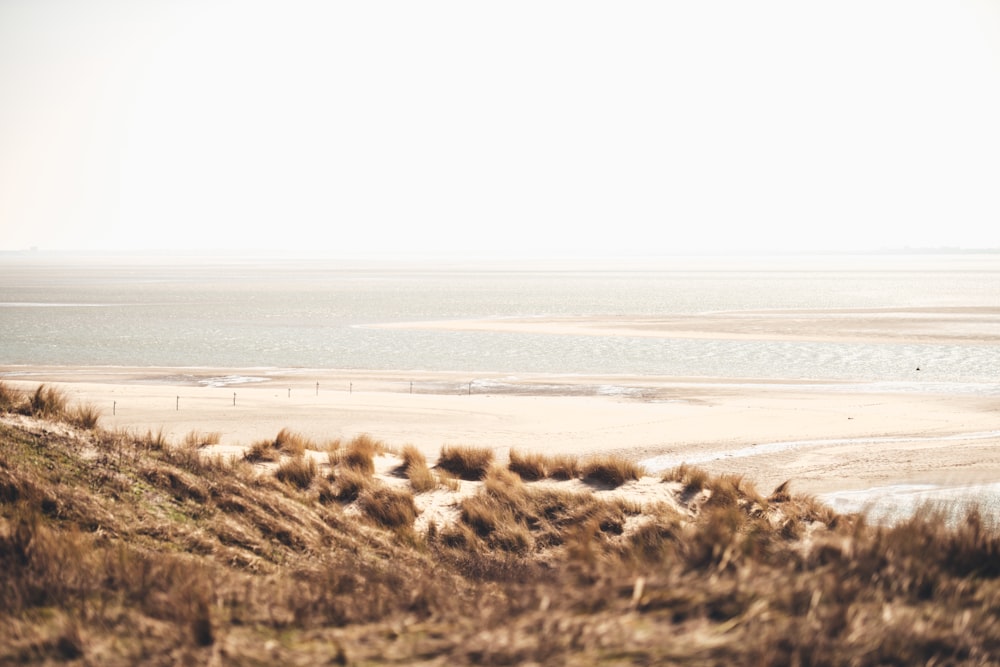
[2,254,1000,386]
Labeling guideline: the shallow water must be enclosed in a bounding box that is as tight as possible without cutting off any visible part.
[2,254,999,388]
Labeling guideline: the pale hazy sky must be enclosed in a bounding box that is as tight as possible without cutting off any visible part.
[1,1,999,257]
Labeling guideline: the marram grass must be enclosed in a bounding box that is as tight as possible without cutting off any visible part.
[3,380,1000,665]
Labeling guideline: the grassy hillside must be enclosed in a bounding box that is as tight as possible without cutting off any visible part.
[2,383,1000,664]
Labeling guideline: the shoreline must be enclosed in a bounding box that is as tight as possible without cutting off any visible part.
[4,364,1000,509]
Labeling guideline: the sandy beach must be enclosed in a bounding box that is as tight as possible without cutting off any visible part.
[4,361,1000,510]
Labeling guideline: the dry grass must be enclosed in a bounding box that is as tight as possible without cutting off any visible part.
[275,455,318,490]
[26,384,68,419]
[335,433,382,475]
[358,487,418,530]
[506,449,584,481]
[244,438,280,463]
[662,463,710,496]
[580,454,645,487]
[66,403,100,430]
[5,390,1000,665]
[182,430,222,449]
[507,448,549,481]
[401,444,437,493]
[437,444,494,480]
[0,381,22,411]
[274,427,311,456]
[334,466,372,502]
[546,453,581,480]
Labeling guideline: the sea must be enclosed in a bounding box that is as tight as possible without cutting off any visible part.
[1,253,999,393]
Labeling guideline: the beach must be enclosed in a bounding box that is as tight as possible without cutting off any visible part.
[4,360,1000,513]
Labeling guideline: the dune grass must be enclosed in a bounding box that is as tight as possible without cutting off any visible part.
[5,382,1000,664]
[275,455,318,490]
[580,454,645,487]
[182,430,222,449]
[400,444,437,493]
[436,444,494,480]
[358,487,418,530]
[0,381,21,411]
[507,448,548,481]
[27,384,69,419]
[335,433,382,475]
[662,463,710,497]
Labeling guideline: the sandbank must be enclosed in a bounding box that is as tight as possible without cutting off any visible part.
[4,364,1000,513]
[372,307,1000,345]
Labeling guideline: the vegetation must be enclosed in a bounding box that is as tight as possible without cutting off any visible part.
[334,433,383,475]
[436,444,494,480]
[400,444,437,492]
[580,454,646,487]
[507,450,643,487]
[3,380,1000,664]
[274,454,318,490]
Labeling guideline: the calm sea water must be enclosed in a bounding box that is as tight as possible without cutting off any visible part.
[2,254,999,391]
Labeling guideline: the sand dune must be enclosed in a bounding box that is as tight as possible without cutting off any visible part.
[4,365,1000,508]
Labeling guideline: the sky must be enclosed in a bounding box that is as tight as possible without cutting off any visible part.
[1,1,999,258]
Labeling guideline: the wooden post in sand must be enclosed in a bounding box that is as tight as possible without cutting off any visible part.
[176,396,179,411]
[113,400,116,416]
[233,392,236,407]
[316,382,319,396]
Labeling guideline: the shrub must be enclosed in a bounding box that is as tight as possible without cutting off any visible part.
[437,445,494,481]
[275,456,318,490]
[580,455,645,487]
[507,449,548,481]
[358,488,418,529]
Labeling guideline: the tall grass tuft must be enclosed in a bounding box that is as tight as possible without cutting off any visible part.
[337,434,381,475]
[507,449,548,481]
[27,384,68,419]
[244,439,280,463]
[437,445,494,481]
[138,427,169,451]
[580,455,645,487]
[275,455,318,490]
[274,428,310,456]
[358,487,418,529]
[546,454,580,480]
[662,464,710,498]
[0,381,23,412]
[401,444,437,493]
[182,430,222,449]
[334,467,372,501]
[68,403,101,430]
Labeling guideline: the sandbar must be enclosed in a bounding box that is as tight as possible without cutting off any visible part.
[372,307,1000,345]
